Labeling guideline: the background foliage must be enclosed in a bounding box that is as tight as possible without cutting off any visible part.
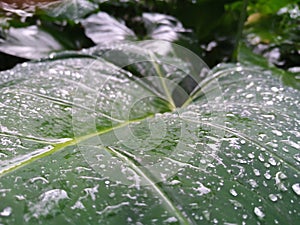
[0,1,300,225]
[0,0,299,72]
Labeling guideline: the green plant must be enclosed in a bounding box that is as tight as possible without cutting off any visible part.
[0,1,299,224]
[0,41,299,224]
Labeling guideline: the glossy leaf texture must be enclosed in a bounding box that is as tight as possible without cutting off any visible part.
[0,25,63,59]
[81,12,192,43]
[81,12,137,43]
[0,42,299,225]
[43,0,98,20]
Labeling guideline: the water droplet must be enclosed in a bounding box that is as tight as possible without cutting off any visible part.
[24,188,69,221]
[229,188,238,197]
[271,87,279,92]
[258,154,265,162]
[248,179,258,188]
[268,158,277,166]
[293,153,300,162]
[275,172,288,191]
[253,168,260,176]
[29,176,49,184]
[169,180,181,185]
[246,82,254,89]
[71,201,85,210]
[194,183,211,196]
[164,217,178,223]
[0,207,12,217]
[248,153,255,159]
[229,199,242,208]
[272,130,283,137]
[245,94,254,99]
[268,194,278,202]
[254,207,265,219]
[15,195,25,201]
[264,171,272,180]
[292,183,300,195]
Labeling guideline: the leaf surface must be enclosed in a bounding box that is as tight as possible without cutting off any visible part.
[0,42,299,225]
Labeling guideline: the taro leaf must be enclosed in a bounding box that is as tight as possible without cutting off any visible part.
[43,0,98,20]
[142,13,191,42]
[0,25,63,59]
[238,44,300,90]
[81,12,136,43]
[0,41,300,225]
[81,12,192,43]
[83,41,209,106]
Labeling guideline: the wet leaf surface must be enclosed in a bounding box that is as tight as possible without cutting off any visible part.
[0,42,299,224]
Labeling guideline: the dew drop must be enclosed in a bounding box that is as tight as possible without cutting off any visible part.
[272,130,283,137]
[229,188,238,197]
[253,168,260,176]
[0,207,12,217]
[268,158,277,166]
[169,180,181,185]
[264,172,272,180]
[248,179,258,188]
[293,153,300,162]
[292,183,300,196]
[248,153,255,159]
[268,194,278,202]
[254,207,265,219]
[258,154,265,162]
[271,87,279,92]
[266,101,273,106]
[164,217,178,223]
[246,94,254,99]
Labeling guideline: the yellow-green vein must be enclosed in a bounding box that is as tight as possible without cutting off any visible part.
[0,115,154,177]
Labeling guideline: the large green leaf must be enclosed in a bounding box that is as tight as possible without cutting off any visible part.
[0,41,299,225]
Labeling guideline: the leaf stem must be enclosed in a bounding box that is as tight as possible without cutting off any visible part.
[150,52,176,110]
[232,0,249,62]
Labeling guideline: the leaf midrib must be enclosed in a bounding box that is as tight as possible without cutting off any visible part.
[0,115,152,177]
[0,112,191,224]
[104,146,190,225]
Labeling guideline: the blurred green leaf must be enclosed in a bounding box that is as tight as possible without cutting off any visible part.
[81,11,195,44]
[0,25,63,59]
[238,43,300,90]
[81,12,137,43]
[43,0,98,20]
[248,0,299,14]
